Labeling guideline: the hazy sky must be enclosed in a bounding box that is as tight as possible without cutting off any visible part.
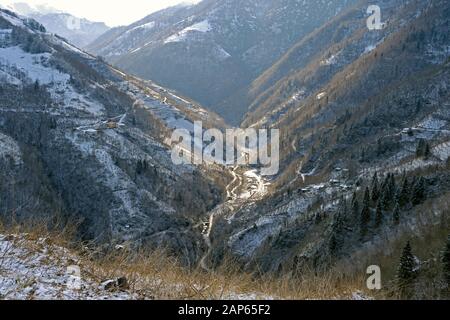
[0,0,201,26]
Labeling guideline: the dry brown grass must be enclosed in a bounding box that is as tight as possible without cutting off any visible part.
[84,249,372,300]
[2,198,448,301]
[0,218,372,300]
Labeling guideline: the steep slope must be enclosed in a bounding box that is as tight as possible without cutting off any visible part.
[86,0,358,124]
[0,9,226,266]
[243,0,422,127]
[2,0,450,300]
[195,0,450,297]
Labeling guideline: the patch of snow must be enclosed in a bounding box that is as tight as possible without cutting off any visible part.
[364,44,377,53]
[0,69,21,85]
[351,291,373,300]
[127,21,155,33]
[364,38,385,54]
[164,20,211,44]
[56,38,92,58]
[0,46,69,85]
[433,141,450,161]
[0,28,12,40]
[214,45,231,60]
[0,132,23,164]
[243,169,268,198]
[292,90,306,101]
[320,54,338,66]
[0,234,134,300]
[316,92,327,100]
[0,11,26,29]
[418,117,447,131]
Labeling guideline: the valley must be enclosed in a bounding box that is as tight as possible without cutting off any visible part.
[0,0,449,300]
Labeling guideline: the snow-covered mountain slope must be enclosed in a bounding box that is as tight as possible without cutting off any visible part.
[31,13,110,49]
[1,2,110,48]
[243,0,433,127]
[201,0,450,277]
[0,9,225,265]
[1,1,450,299]
[0,232,290,300]
[0,234,135,300]
[0,2,57,15]
[86,0,358,125]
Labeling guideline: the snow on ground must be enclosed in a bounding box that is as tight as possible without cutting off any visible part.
[127,21,155,33]
[214,45,232,60]
[364,38,385,54]
[0,28,12,40]
[417,117,447,131]
[289,90,307,103]
[361,137,450,179]
[49,35,94,59]
[121,82,197,133]
[316,92,326,100]
[165,20,211,43]
[0,10,26,28]
[65,128,176,219]
[320,54,338,66]
[0,132,22,164]
[433,140,450,161]
[364,44,377,54]
[53,83,105,116]
[0,43,105,116]
[242,169,269,200]
[0,234,134,300]
[0,233,283,300]
[0,69,21,85]
[0,46,69,85]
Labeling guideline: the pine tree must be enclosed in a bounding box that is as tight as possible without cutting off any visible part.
[351,192,360,217]
[388,173,397,195]
[416,139,431,159]
[398,176,410,207]
[416,139,427,158]
[329,234,338,256]
[360,187,371,237]
[363,186,371,205]
[331,200,346,255]
[371,172,380,202]
[375,201,383,228]
[412,177,426,205]
[424,142,431,160]
[378,174,388,209]
[443,235,450,288]
[397,242,417,298]
[380,174,389,192]
[351,190,358,206]
[393,203,400,225]
[380,186,391,211]
[33,79,40,91]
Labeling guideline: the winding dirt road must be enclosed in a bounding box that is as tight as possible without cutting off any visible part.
[199,166,268,271]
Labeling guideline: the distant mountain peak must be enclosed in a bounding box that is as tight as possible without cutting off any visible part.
[0,2,110,48]
[1,2,61,16]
